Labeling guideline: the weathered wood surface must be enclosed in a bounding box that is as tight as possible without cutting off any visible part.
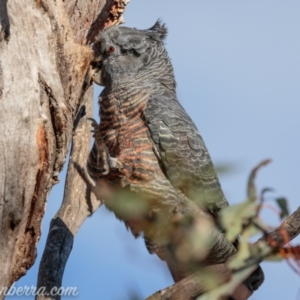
[0,0,128,296]
[37,97,103,300]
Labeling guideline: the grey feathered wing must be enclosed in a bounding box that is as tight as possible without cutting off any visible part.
[144,91,230,281]
[145,91,229,215]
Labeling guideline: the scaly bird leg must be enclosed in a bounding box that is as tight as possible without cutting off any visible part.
[88,118,123,175]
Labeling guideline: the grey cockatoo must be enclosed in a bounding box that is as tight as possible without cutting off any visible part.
[88,21,264,293]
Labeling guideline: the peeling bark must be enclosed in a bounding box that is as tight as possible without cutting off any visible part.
[86,0,130,43]
[0,0,123,296]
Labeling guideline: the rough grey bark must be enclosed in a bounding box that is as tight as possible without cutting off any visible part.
[0,0,128,297]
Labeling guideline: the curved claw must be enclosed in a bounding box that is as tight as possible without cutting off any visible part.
[87,117,99,128]
[87,117,97,123]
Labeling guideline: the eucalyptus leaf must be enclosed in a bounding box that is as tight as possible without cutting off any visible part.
[276,197,289,219]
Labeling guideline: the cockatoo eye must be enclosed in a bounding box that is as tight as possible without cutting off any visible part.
[108,46,115,53]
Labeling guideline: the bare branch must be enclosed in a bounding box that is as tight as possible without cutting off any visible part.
[146,264,253,300]
[147,206,300,300]
[36,91,102,300]
[258,206,300,248]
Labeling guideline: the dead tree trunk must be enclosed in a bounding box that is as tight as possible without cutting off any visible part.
[0,0,127,298]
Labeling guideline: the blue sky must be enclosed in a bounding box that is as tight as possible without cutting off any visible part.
[13,1,300,300]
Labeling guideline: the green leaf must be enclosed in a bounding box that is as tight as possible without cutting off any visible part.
[229,223,266,269]
[276,197,289,219]
[247,159,271,202]
[220,200,257,242]
[263,254,283,262]
[196,265,257,300]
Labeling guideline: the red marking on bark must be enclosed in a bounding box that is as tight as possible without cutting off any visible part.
[86,0,129,44]
[36,124,48,169]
